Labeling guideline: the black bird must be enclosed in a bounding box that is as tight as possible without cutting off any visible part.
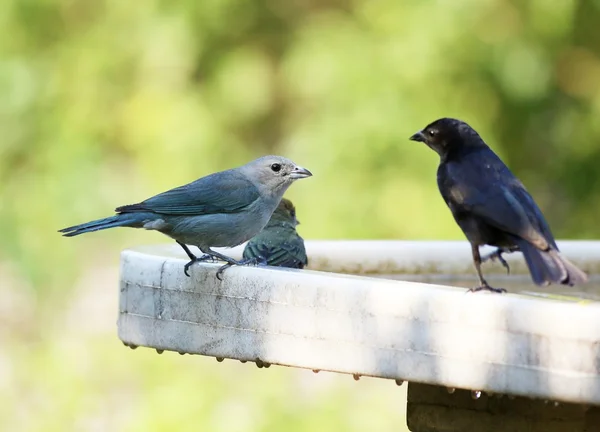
[243,198,308,269]
[410,118,587,292]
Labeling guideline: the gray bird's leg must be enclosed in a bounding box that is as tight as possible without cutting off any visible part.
[481,246,519,274]
[176,241,217,277]
[468,244,506,294]
[199,248,266,281]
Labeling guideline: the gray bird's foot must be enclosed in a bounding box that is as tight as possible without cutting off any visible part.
[482,248,510,274]
[215,257,267,281]
[468,284,507,294]
[183,254,219,277]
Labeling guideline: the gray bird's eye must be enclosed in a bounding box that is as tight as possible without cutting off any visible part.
[271,163,282,172]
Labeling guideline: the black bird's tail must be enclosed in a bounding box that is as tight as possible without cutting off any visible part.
[516,239,588,286]
[59,214,140,237]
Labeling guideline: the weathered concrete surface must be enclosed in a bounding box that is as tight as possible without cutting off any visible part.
[132,240,600,276]
[407,383,600,432]
[118,244,600,407]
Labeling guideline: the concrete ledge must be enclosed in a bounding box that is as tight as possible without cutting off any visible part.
[118,241,600,406]
[134,239,600,276]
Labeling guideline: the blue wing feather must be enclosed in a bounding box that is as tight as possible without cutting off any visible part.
[116,170,260,216]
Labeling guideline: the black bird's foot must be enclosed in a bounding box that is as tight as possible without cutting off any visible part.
[482,248,510,274]
[468,284,507,294]
[183,254,219,277]
[215,257,267,281]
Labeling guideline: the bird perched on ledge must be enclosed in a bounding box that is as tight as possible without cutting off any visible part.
[60,156,312,279]
[243,198,308,269]
[410,117,587,293]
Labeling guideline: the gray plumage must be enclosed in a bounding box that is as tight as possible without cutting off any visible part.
[243,198,308,269]
[60,155,312,278]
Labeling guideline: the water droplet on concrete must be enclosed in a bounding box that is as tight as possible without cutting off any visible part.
[395,379,404,386]
[471,390,482,400]
[312,370,320,374]
[353,374,360,381]
[178,352,185,356]
[128,344,138,350]
[263,362,271,368]
[216,357,224,362]
[156,349,164,354]
[447,387,456,394]
[240,360,247,364]
[255,359,264,368]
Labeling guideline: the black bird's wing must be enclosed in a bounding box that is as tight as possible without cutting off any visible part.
[243,229,307,269]
[116,170,261,216]
[441,149,557,251]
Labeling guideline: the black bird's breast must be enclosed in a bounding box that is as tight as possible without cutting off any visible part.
[436,151,520,248]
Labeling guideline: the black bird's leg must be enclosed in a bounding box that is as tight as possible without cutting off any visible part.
[468,244,506,294]
[200,248,266,281]
[176,241,217,277]
[481,246,519,274]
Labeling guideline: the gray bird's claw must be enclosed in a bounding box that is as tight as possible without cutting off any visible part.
[199,254,218,263]
[184,254,219,277]
[247,256,267,266]
[215,257,267,281]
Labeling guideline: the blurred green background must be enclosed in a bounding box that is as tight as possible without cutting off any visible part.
[2,0,600,430]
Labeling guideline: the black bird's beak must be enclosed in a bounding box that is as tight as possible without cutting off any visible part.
[290,166,313,179]
[409,131,426,143]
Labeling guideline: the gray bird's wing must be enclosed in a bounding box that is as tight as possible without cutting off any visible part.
[116,170,261,216]
[442,151,556,251]
[243,228,307,269]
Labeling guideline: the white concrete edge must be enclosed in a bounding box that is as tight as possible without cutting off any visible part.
[133,240,600,276]
[118,245,600,405]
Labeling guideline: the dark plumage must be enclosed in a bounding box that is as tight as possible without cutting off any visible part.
[410,117,587,292]
[243,198,308,269]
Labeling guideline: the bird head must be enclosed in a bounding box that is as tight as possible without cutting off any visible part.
[409,118,486,158]
[244,155,312,196]
[271,198,300,226]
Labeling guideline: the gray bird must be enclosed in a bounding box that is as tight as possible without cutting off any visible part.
[60,156,313,279]
[243,198,308,269]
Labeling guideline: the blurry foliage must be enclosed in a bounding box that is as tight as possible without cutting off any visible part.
[1,0,600,430]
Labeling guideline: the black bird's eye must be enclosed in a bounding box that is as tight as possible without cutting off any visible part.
[428,129,437,137]
[271,163,282,172]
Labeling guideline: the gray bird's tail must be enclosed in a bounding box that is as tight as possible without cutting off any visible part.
[59,213,142,237]
[516,239,588,286]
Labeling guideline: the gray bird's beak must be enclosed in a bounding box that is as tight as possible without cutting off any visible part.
[409,131,426,143]
[290,166,313,179]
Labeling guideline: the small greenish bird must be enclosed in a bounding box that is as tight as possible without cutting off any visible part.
[243,198,308,269]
